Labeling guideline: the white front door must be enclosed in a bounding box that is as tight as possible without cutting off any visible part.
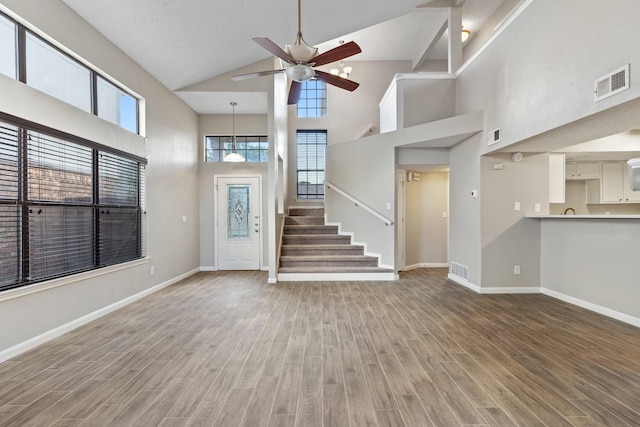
[216,176,261,270]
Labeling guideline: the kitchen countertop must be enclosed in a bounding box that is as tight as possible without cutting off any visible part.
[527,214,640,219]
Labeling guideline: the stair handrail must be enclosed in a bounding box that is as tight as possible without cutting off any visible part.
[324,181,393,226]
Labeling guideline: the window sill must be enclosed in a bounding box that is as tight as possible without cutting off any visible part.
[0,258,149,303]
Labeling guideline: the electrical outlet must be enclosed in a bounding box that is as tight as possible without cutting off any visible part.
[150,266,155,276]
[534,203,541,213]
[514,201,521,211]
[514,265,521,275]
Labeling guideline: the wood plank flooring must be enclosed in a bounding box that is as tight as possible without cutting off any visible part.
[1,268,639,426]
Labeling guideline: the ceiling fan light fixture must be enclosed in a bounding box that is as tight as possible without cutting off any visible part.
[285,64,316,82]
[329,68,340,75]
[286,39,318,63]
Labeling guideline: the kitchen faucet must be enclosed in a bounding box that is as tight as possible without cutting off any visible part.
[563,207,575,215]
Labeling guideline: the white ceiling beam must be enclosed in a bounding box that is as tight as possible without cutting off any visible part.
[417,0,466,8]
[411,16,448,70]
[448,7,463,73]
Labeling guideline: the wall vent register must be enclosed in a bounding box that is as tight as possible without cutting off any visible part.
[594,64,629,102]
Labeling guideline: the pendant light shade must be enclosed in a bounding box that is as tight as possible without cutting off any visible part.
[223,101,246,162]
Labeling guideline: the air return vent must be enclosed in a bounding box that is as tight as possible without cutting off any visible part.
[594,64,629,102]
[450,262,469,281]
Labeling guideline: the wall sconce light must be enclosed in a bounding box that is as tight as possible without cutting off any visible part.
[461,28,471,42]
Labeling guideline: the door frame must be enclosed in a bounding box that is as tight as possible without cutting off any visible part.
[214,174,263,270]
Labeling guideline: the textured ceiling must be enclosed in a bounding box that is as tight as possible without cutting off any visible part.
[61,0,505,113]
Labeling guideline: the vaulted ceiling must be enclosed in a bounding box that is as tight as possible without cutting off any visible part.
[62,0,508,113]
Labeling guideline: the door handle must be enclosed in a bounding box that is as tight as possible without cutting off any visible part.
[254,229,259,232]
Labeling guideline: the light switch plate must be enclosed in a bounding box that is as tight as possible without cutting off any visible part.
[514,202,521,211]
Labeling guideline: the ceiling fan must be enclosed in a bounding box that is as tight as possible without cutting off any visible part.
[231,0,362,105]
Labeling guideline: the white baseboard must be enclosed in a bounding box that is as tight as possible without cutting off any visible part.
[278,272,395,282]
[199,266,218,272]
[404,263,448,271]
[447,273,481,292]
[447,274,639,328]
[0,267,199,364]
[480,286,540,294]
[541,287,640,328]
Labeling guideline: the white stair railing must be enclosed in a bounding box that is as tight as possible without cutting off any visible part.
[324,181,393,226]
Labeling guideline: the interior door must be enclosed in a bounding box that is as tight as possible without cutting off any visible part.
[217,176,260,270]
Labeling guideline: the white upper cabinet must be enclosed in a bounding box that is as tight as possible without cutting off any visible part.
[565,162,600,179]
[599,162,640,204]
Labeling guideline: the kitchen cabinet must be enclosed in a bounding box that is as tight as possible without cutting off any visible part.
[565,162,600,179]
[549,153,565,203]
[588,162,640,204]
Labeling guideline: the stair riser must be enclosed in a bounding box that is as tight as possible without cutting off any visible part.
[288,208,324,217]
[283,236,351,245]
[281,248,364,256]
[284,227,339,235]
[285,217,324,225]
[280,260,379,268]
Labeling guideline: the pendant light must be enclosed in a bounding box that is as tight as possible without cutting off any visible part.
[223,101,245,162]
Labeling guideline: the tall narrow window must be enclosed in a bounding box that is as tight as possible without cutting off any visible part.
[296,80,327,117]
[0,14,16,79]
[296,130,326,199]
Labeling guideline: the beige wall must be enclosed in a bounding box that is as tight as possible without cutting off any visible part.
[0,0,200,356]
[198,114,269,269]
[404,172,449,267]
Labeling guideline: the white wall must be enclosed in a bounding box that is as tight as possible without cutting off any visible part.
[0,0,200,357]
[198,114,269,269]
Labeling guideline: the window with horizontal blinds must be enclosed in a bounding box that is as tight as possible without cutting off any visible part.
[296,130,326,199]
[0,116,146,292]
[0,124,20,287]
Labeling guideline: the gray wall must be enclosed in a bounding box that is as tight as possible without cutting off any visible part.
[540,219,640,322]
[480,153,546,288]
[0,0,200,355]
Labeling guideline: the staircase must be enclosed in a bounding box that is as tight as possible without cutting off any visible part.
[278,207,395,281]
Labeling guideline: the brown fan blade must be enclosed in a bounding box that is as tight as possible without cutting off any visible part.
[315,70,359,92]
[288,81,303,105]
[253,37,295,63]
[311,41,361,67]
[231,69,285,81]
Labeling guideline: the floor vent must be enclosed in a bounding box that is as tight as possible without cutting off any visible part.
[450,262,469,281]
[594,64,629,102]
